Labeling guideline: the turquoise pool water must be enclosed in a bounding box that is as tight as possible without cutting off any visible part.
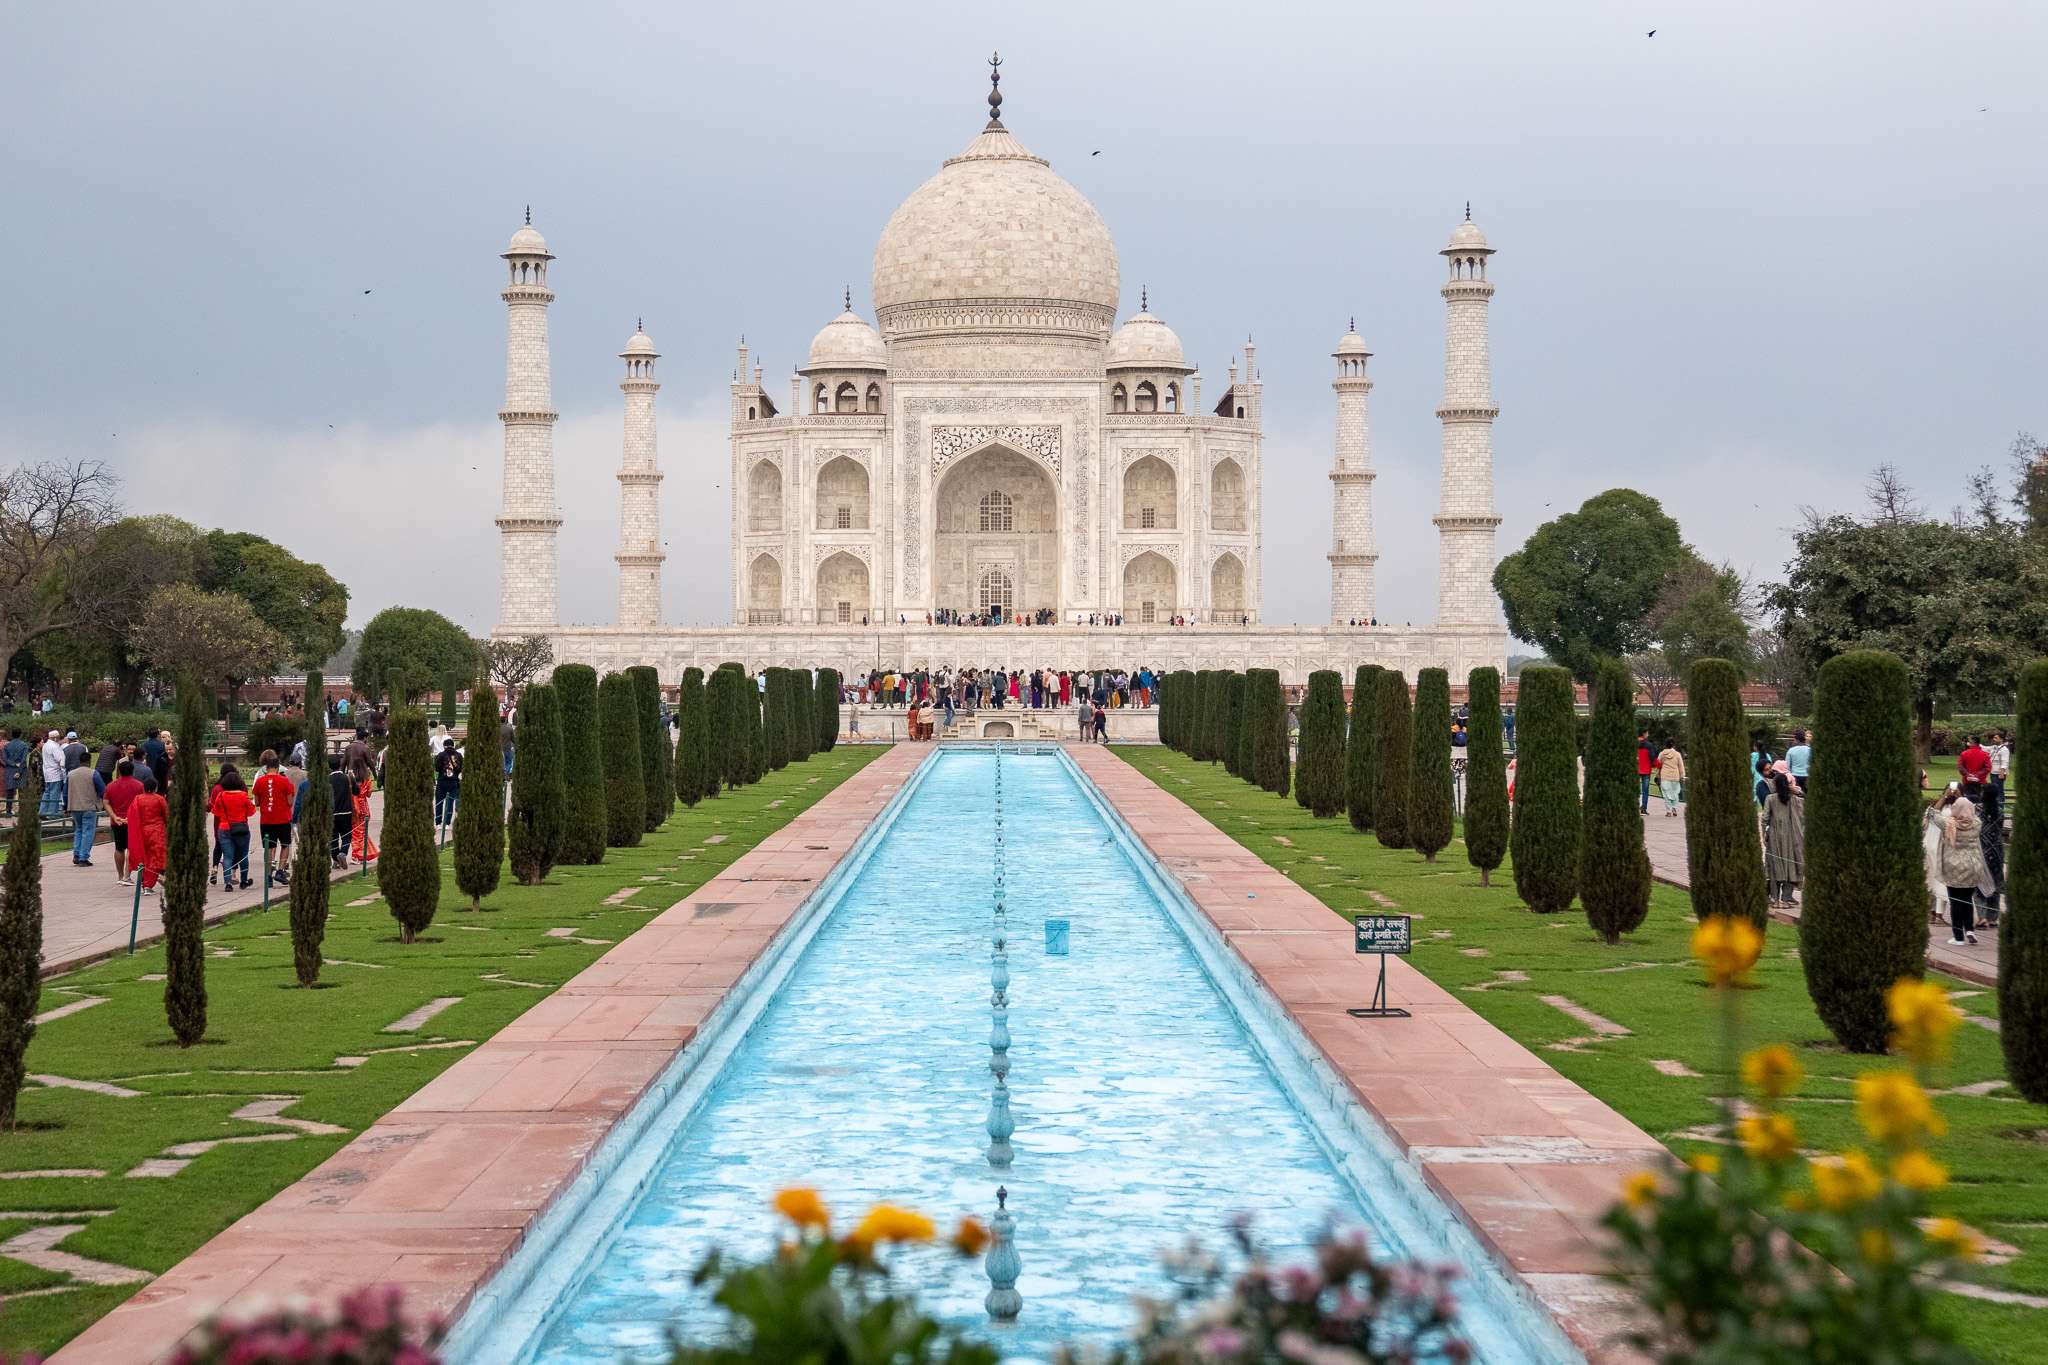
[460,749,1576,1363]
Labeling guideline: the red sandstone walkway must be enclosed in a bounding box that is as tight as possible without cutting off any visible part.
[41,794,384,975]
[1638,804,1998,988]
[49,749,921,1365]
[1069,744,1653,1361]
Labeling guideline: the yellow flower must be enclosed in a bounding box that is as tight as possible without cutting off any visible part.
[1860,1227,1893,1264]
[1783,1191,1814,1212]
[1855,1070,1946,1147]
[1687,1152,1721,1176]
[1891,1150,1948,1192]
[950,1216,991,1256]
[1621,1171,1659,1212]
[849,1204,936,1248]
[1811,1152,1884,1211]
[1742,1045,1803,1100]
[1736,1112,1800,1164]
[1692,916,1763,987]
[773,1187,831,1233]
[1887,979,1962,1065]
[1926,1217,1984,1263]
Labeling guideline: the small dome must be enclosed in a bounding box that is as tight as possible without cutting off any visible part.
[623,326,657,357]
[1106,309,1190,370]
[1335,325,1369,355]
[505,223,551,258]
[805,309,887,370]
[1445,218,1491,254]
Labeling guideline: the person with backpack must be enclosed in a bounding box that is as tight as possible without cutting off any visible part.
[434,737,463,830]
[253,750,297,886]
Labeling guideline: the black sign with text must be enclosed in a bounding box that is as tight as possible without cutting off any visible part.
[1353,914,1411,956]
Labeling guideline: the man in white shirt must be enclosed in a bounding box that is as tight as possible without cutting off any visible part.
[38,729,65,818]
[1988,730,2011,781]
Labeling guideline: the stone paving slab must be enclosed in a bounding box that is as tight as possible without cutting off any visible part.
[49,746,922,1365]
[1068,745,1658,1362]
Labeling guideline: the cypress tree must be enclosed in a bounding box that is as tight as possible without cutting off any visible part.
[1373,671,1413,849]
[1346,665,1381,834]
[289,670,331,986]
[1801,650,1926,1052]
[1246,670,1290,797]
[1159,670,1177,750]
[439,672,459,729]
[162,682,209,1046]
[764,668,791,771]
[551,663,606,865]
[1409,668,1454,860]
[1186,671,1211,760]
[0,767,44,1126]
[1225,673,1248,779]
[599,672,646,848]
[379,707,441,943]
[454,681,506,910]
[1205,671,1232,764]
[629,666,668,832]
[675,667,713,805]
[1463,667,1508,887]
[788,668,815,763]
[1580,660,1651,943]
[1296,671,1348,817]
[1162,671,1182,751]
[746,673,767,782]
[712,665,749,789]
[2000,658,2048,1100]
[1511,665,1580,914]
[1685,658,1768,930]
[508,683,566,884]
[814,667,842,753]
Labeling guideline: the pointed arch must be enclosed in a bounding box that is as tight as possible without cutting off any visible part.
[1211,458,1245,532]
[816,551,869,624]
[747,553,783,624]
[1210,552,1245,618]
[1122,454,1176,530]
[815,456,870,529]
[1122,551,1176,624]
[747,460,783,531]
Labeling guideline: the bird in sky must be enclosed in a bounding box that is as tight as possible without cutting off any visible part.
[362,289,372,294]
[1647,29,1656,37]
[1091,150,1101,156]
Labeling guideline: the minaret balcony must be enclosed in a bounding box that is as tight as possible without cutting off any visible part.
[1431,513,1502,531]
[1434,404,1499,422]
[498,407,560,424]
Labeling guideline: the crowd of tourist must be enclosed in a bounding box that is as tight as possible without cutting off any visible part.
[845,666,1161,717]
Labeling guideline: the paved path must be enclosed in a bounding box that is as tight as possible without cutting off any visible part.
[50,748,920,1365]
[1639,804,1998,989]
[40,795,384,976]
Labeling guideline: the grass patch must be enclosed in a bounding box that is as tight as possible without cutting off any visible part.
[1115,746,2048,1365]
[0,746,883,1358]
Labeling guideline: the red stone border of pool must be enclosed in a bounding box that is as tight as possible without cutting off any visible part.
[49,746,924,1365]
[56,741,1650,1362]
[1067,745,1654,1360]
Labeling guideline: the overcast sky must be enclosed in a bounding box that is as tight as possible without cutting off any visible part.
[4,3,2042,634]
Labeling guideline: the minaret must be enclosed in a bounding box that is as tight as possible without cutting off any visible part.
[1434,207,1503,627]
[496,210,561,629]
[615,321,663,627]
[1328,320,1376,624]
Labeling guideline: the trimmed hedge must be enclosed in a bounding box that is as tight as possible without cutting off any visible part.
[598,672,645,849]
[628,666,668,832]
[677,667,716,806]
[815,668,842,753]
[1225,673,1248,780]
[2001,659,2048,1100]
[1408,668,1453,860]
[1373,671,1412,849]
[1580,660,1650,944]
[550,664,607,866]
[1346,665,1381,834]
[1684,659,1768,929]
[1246,669,1290,797]
[1511,665,1579,914]
[453,682,506,909]
[1296,671,1347,817]
[1463,667,1508,886]
[507,683,566,884]
[1801,650,1927,1052]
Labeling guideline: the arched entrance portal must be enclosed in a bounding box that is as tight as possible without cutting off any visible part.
[934,445,1058,619]
[816,551,869,624]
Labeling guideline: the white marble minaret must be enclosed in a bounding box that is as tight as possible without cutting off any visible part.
[1433,208,1502,626]
[496,210,561,629]
[615,321,664,627]
[1327,320,1377,624]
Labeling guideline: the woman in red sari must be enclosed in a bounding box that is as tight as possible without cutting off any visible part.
[348,757,379,862]
[131,777,170,894]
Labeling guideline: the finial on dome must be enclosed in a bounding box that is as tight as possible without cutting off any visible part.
[636,316,643,332]
[986,51,1004,128]
[525,204,531,226]
[844,284,852,312]
[1349,315,1355,331]
[1464,200,1471,222]
[1140,286,1148,313]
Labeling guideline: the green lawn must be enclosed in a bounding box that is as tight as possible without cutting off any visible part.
[1116,747,2048,1365]
[0,746,883,1358]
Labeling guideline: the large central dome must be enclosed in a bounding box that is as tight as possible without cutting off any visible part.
[870,119,1119,336]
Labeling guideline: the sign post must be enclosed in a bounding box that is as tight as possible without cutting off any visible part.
[1347,913,1412,1019]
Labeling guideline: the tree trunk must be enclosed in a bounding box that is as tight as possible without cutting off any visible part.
[1479,867,1490,887]
[1915,695,1935,765]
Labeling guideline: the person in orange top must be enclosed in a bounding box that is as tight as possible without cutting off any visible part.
[209,769,259,890]
[130,777,169,895]
[251,749,297,886]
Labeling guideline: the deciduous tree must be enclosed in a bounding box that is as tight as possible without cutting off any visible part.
[135,585,288,695]
[354,607,477,712]
[1492,489,1690,682]
[0,460,121,678]
[480,635,555,695]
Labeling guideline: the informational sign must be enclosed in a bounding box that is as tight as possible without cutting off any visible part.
[1353,914,1412,956]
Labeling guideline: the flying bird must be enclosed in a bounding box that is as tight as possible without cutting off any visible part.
[1091,150,1101,156]
[362,289,372,294]
[1646,29,1656,37]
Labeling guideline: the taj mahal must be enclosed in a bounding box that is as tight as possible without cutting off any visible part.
[499,64,1507,687]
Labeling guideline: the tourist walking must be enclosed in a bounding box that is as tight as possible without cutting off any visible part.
[1761,773,1804,908]
[210,768,257,890]
[329,759,354,869]
[254,750,297,885]
[64,750,106,866]
[1654,740,1686,816]
[1635,728,1654,815]
[1967,778,2005,929]
[1092,700,1108,744]
[348,757,379,864]
[434,738,463,829]
[104,758,143,885]
[1784,728,1811,793]
[130,777,169,895]
[1934,791,1993,946]
[1,728,25,817]
[38,729,65,819]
